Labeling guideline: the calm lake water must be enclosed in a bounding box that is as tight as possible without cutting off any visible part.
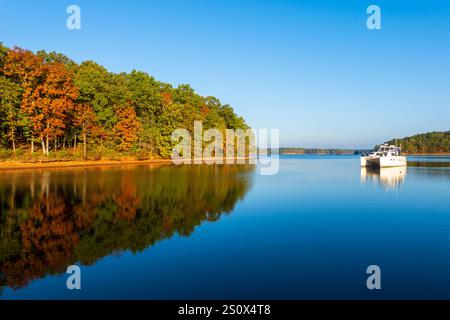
[1,155,449,299]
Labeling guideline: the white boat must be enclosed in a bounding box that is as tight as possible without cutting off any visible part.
[361,144,407,168]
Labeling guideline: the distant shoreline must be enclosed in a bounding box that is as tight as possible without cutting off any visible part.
[280,152,450,156]
[281,152,354,155]
[405,153,450,156]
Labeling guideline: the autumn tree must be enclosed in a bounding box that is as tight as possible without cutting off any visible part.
[113,105,141,152]
[29,62,78,154]
[2,47,43,152]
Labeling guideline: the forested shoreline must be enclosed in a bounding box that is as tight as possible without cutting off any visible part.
[385,131,450,154]
[271,130,450,156]
[0,43,247,161]
[278,148,366,155]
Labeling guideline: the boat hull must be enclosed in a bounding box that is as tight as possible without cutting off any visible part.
[360,157,368,166]
[361,156,378,167]
[361,156,406,168]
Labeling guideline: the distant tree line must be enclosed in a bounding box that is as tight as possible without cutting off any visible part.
[0,43,248,160]
[385,131,450,154]
[276,148,365,155]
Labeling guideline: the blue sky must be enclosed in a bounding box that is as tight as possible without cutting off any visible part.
[1,0,449,148]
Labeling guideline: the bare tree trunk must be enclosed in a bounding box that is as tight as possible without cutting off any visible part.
[74,134,77,150]
[83,131,87,160]
[63,135,66,149]
[46,134,49,155]
[10,127,16,153]
[46,121,50,155]
[31,140,34,153]
[41,138,46,155]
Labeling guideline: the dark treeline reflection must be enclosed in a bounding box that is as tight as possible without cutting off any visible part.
[0,164,255,291]
[407,161,450,168]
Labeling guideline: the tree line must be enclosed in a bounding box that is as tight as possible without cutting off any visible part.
[278,148,363,155]
[385,131,450,154]
[0,43,248,160]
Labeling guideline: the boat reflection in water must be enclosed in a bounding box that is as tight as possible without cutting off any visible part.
[360,166,407,191]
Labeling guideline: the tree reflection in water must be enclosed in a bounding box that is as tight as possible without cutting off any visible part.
[0,164,255,291]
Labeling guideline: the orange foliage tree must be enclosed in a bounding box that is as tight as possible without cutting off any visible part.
[2,48,79,154]
[31,62,79,154]
[113,105,141,151]
[2,47,43,152]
